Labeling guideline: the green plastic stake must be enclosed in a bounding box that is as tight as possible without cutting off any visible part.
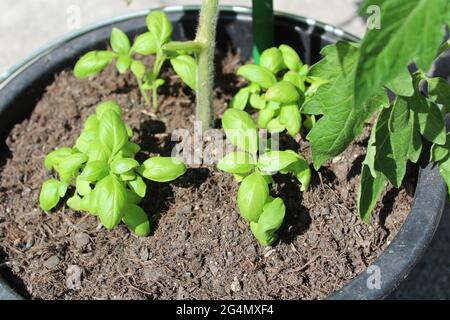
[252,0,274,65]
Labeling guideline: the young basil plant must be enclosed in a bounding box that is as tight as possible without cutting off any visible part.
[73,11,197,111]
[218,109,311,246]
[231,44,321,137]
[39,101,187,236]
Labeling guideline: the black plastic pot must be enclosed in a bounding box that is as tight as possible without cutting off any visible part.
[0,6,446,300]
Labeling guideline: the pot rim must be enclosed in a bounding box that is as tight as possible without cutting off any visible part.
[0,5,445,301]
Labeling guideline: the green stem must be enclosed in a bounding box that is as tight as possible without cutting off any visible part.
[195,0,219,131]
[437,39,450,57]
[152,85,158,111]
[137,78,150,106]
[252,0,274,64]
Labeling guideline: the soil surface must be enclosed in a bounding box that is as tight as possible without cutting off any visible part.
[0,52,415,300]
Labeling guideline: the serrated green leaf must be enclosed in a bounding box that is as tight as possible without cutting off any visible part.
[280,104,301,137]
[122,204,150,236]
[128,175,147,198]
[39,179,61,211]
[372,99,411,188]
[408,111,423,163]
[170,55,197,90]
[427,77,450,109]
[265,81,300,104]
[74,51,114,79]
[131,32,157,55]
[431,133,450,162]
[217,152,255,174]
[44,147,75,171]
[386,68,414,97]
[146,11,172,44]
[279,44,302,72]
[95,175,127,229]
[110,158,139,174]
[260,47,285,74]
[222,109,259,155]
[358,164,387,223]
[408,85,446,145]
[355,0,448,106]
[80,160,109,182]
[237,64,276,89]
[305,42,389,169]
[237,171,269,222]
[250,197,285,246]
[141,157,186,182]
[98,109,128,156]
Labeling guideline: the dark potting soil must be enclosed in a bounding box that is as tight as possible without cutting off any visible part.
[0,52,415,300]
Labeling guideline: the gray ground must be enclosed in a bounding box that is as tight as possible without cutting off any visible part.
[0,0,448,300]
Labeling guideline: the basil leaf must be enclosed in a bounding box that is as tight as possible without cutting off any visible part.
[39,179,61,211]
[258,107,275,129]
[80,189,99,215]
[250,197,286,246]
[122,204,150,237]
[279,104,301,137]
[249,93,266,110]
[111,28,131,55]
[110,158,139,174]
[237,64,276,89]
[358,164,387,223]
[126,189,143,205]
[74,51,114,79]
[305,42,389,169]
[86,141,111,163]
[84,114,99,130]
[265,81,300,104]
[120,142,141,158]
[282,151,311,191]
[146,11,172,45]
[260,47,285,74]
[237,171,269,222]
[116,55,132,74]
[80,160,109,182]
[279,44,302,72]
[98,109,128,156]
[74,128,98,154]
[96,101,122,118]
[76,176,92,196]
[128,175,147,198]
[141,157,186,182]
[44,147,75,171]
[283,71,305,92]
[258,150,299,173]
[217,152,255,174]
[130,60,146,79]
[170,55,197,90]
[355,0,448,106]
[231,88,250,110]
[67,195,82,211]
[222,109,259,155]
[131,32,157,55]
[54,153,88,183]
[267,117,285,133]
[95,175,127,229]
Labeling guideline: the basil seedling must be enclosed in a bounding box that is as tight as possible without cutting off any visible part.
[218,109,311,246]
[73,11,197,111]
[231,45,320,137]
[39,101,186,236]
